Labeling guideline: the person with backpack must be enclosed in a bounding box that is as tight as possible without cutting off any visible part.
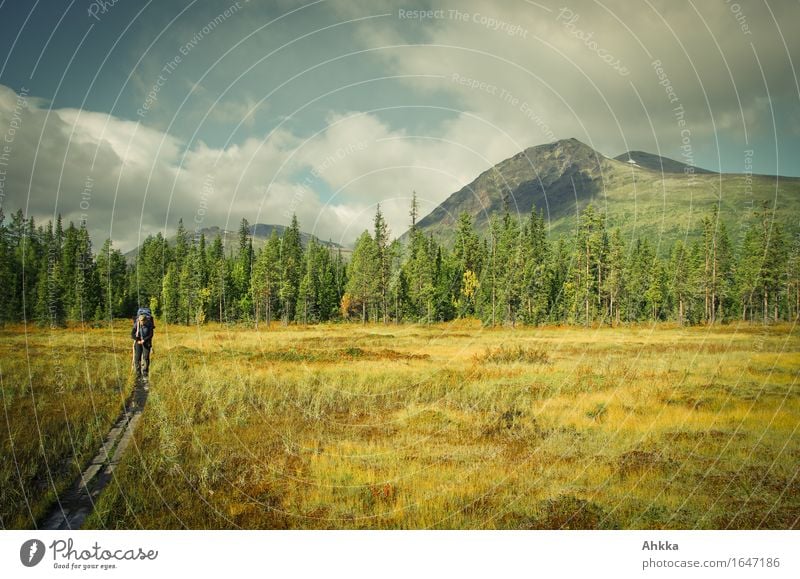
[131,307,155,379]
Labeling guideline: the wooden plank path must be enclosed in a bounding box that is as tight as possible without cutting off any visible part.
[40,379,149,530]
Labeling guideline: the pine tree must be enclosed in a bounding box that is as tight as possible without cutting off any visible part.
[162,262,180,323]
[280,215,303,324]
[194,233,210,322]
[135,232,170,314]
[345,231,379,323]
[645,257,668,320]
[374,204,391,324]
[33,220,66,328]
[570,204,605,325]
[179,260,192,324]
[603,228,625,325]
[432,243,457,322]
[96,239,128,320]
[409,191,419,231]
[174,218,189,270]
[251,231,281,327]
[479,215,502,326]
[497,211,523,326]
[316,243,339,321]
[0,210,15,323]
[207,234,229,322]
[231,218,254,320]
[624,238,654,322]
[453,212,484,318]
[333,247,347,313]
[669,240,691,325]
[699,209,733,323]
[785,234,800,321]
[548,237,570,323]
[298,238,329,324]
[71,224,99,322]
[404,200,436,322]
[759,214,787,323]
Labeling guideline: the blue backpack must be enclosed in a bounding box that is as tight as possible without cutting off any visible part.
[135,307,155,331]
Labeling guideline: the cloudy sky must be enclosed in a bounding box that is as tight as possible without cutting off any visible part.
[0,0,798,251]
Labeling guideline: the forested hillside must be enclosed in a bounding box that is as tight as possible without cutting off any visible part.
[411,139,800,250]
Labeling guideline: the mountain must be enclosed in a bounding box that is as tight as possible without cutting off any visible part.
[613,150,716,174]
[197,224,344,249]
[124,223,345,262]
[409,138,800,250]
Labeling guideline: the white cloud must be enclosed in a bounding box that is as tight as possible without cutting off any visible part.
[3,84,518,250]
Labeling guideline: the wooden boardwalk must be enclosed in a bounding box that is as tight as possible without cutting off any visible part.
[40,379,149,530]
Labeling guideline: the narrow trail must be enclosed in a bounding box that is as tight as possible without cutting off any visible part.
[40,379,149,530]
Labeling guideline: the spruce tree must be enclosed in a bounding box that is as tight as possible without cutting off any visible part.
[280,215,303,324]
[374,204,390,323]
[345,231,379,323]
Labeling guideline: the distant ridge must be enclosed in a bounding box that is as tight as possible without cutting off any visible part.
[124,223,345,262]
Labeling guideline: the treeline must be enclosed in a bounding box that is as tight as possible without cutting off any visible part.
[0,198,798,328]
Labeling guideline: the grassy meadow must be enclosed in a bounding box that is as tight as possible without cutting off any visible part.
[1,320,799,529]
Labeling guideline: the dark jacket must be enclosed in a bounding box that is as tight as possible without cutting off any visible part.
[132,317,155,346]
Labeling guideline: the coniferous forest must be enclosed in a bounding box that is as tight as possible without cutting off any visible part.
[1,196,798,328]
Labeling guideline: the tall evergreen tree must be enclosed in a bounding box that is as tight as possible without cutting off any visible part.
[345,231,379,323]
[603,228,625,325]
[71,224,99,322]
[0,210,15,323]
[668,240,691,325]
[698,209,733,323]
[174,218,189,270]
[759,213,787,323]
[280,215,303,324]
[135,232,170,313]
[162,262,180,323]
[95,238,128,320]
[251,231,281,327]
[569,204,605,325]
[453,212,484,318]
[207,234,229,322]
[374,204,390,323]
[785,234,800,321]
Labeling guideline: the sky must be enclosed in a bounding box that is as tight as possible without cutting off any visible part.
[0,0,798,251]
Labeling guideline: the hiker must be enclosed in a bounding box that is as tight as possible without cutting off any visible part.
[131,307,155,379]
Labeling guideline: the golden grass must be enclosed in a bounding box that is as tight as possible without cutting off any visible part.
[2,320,799,529]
